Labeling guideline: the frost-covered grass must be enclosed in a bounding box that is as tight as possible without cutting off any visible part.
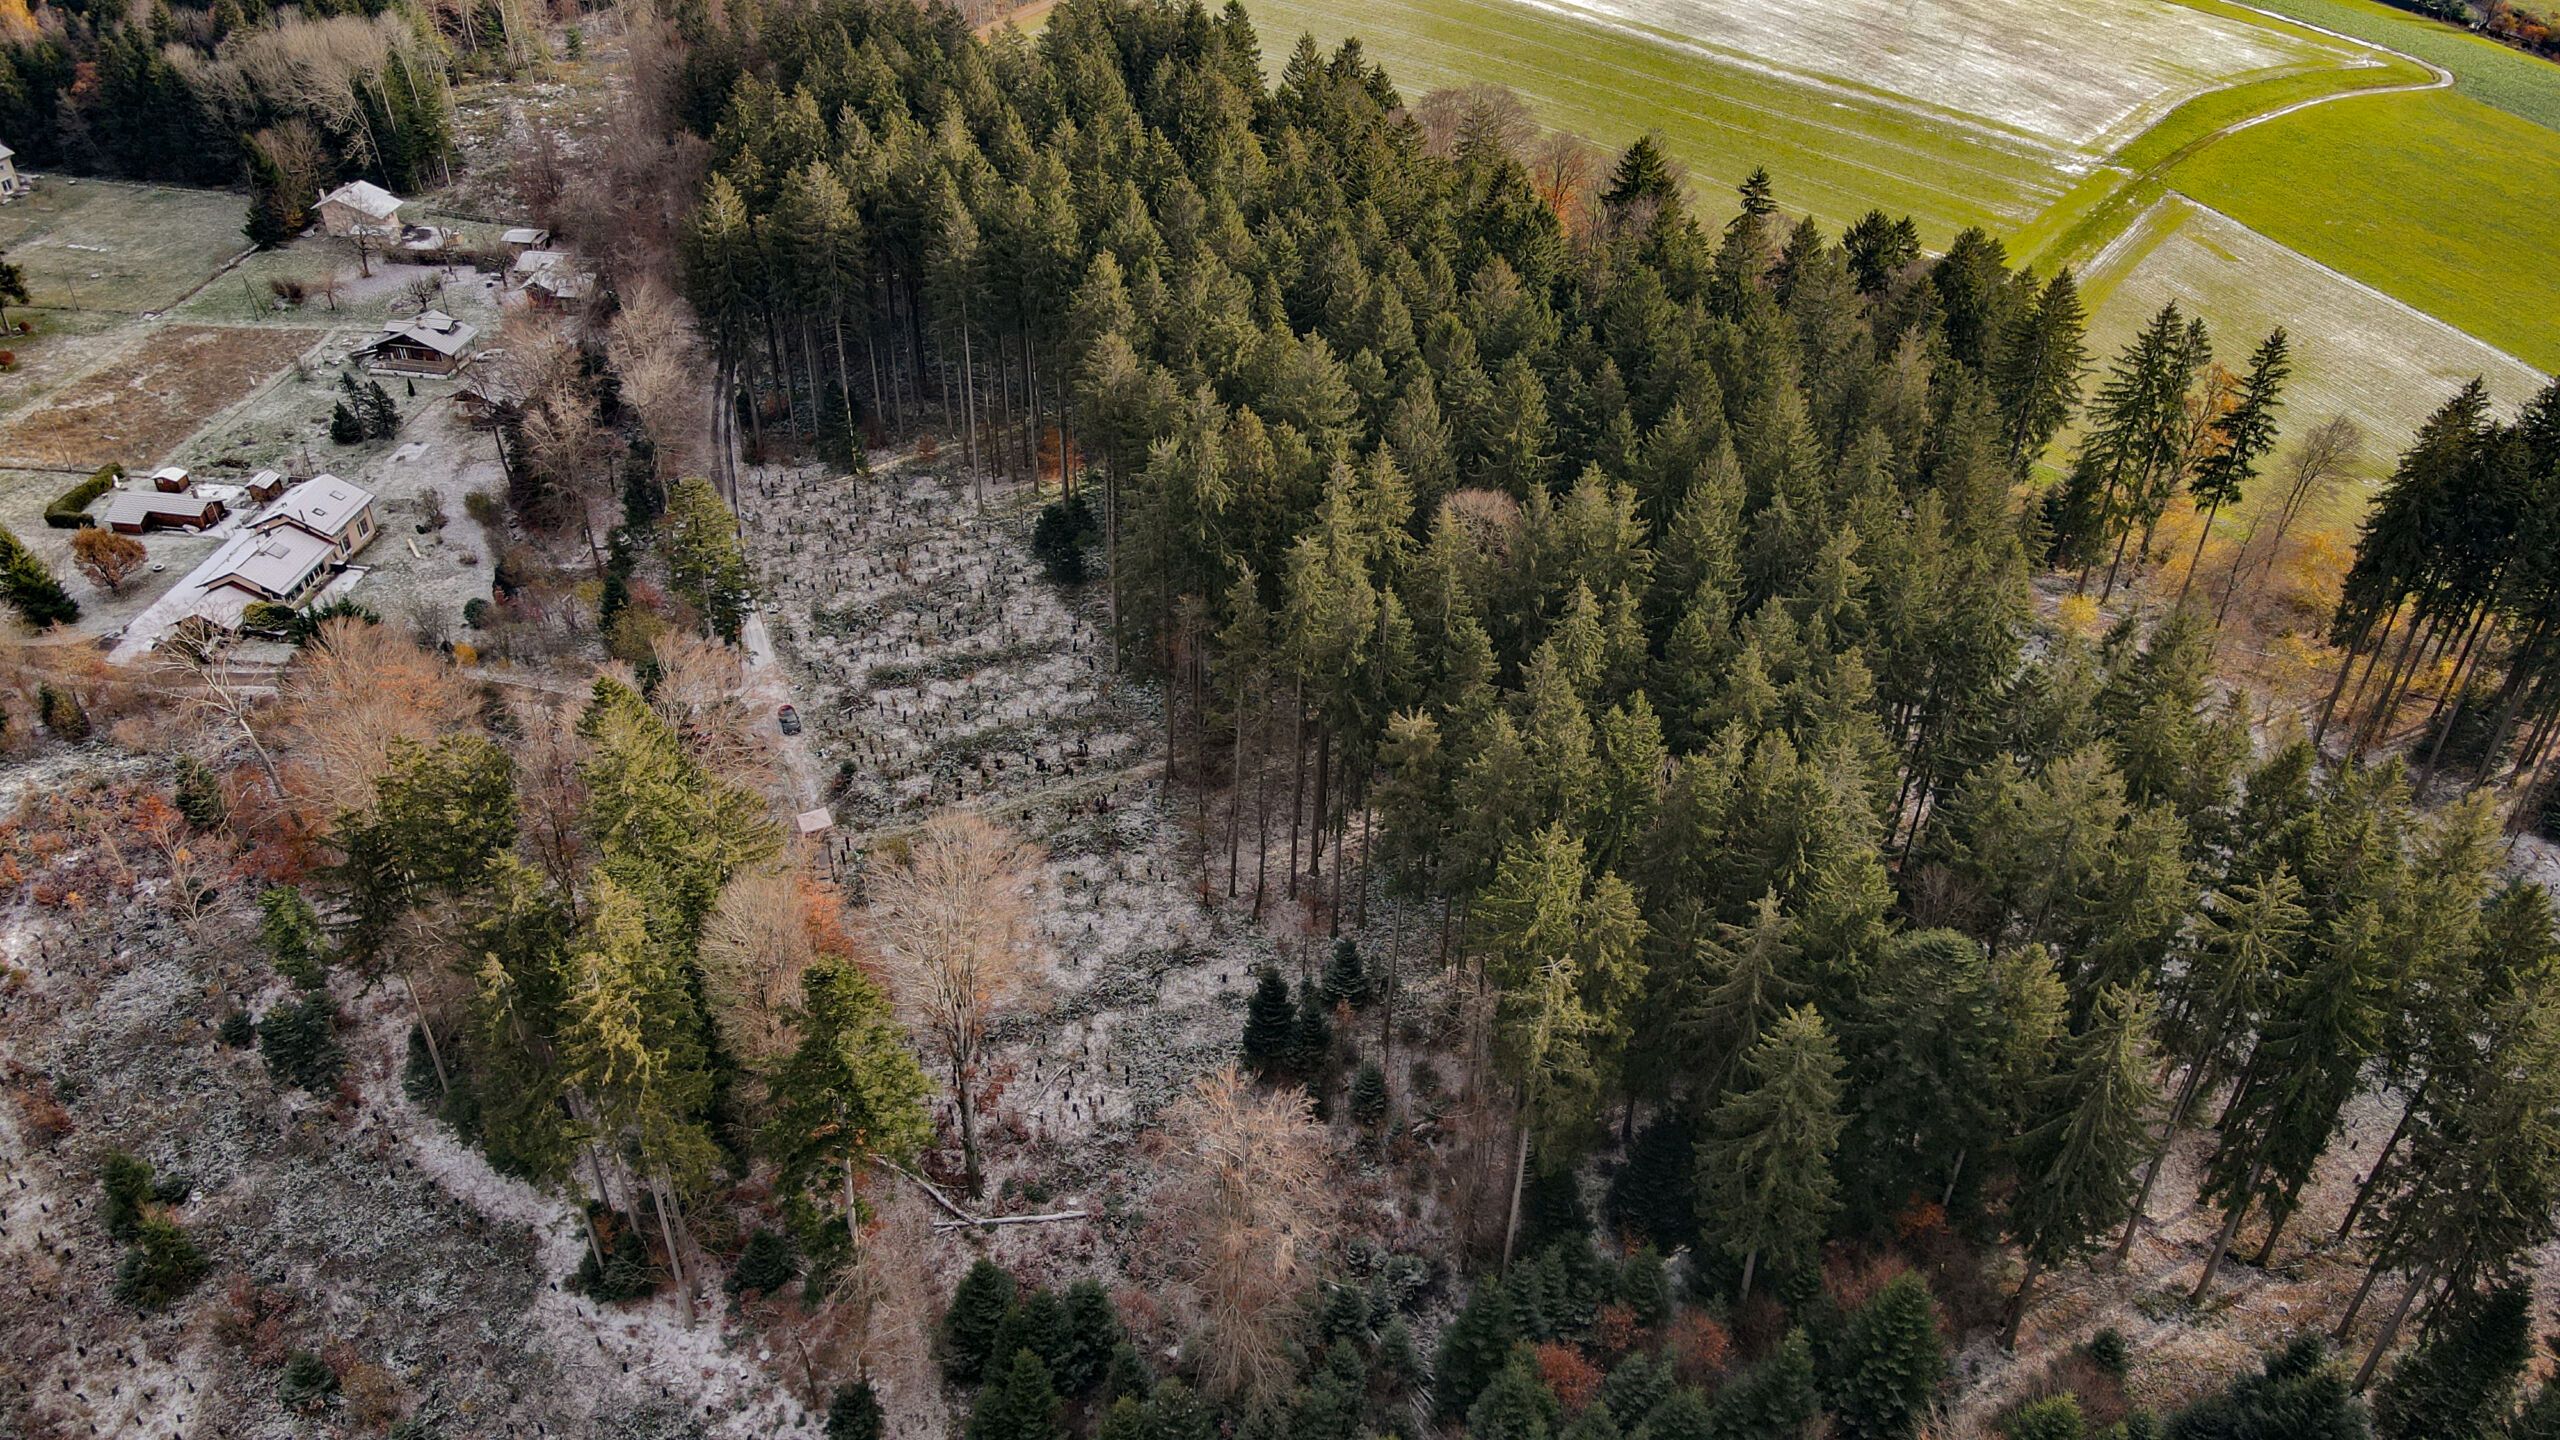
[1245,0,2355,241]
[2164,87,2560,371]
[2079,198,2547,481]
[0,179,249,314]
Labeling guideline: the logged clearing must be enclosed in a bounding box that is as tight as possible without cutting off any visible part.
[2080,198,2548,477]
[2166,87,2560,372]
[0,324,325,472]
[0,181,251,315]
[1246,0,2357,241]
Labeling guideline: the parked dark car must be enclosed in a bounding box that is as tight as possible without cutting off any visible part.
[777,703,801,735]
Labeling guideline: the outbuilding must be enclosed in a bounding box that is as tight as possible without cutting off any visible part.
[103,489,226,535]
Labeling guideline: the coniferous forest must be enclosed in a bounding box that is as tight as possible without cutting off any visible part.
[11,0,2560,1435]
[649,0,2560,1431]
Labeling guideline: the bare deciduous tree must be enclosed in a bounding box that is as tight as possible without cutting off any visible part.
[648,629,766,789]
[607,277,712,481]
[158,626,285,798]
[1529,130,1598,228]
[867,812,1044,1196]
[1151,1067,1337,1401]
[2220,413,2363,625]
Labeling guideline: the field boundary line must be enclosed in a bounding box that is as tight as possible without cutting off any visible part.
[2036,2,2447,273]
[2177,197,2549,380]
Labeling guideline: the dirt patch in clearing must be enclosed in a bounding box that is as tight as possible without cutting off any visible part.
[0,324,324,472]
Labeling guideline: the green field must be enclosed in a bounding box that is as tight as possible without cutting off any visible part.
[2077,198,2547,475]
[2241,0,2560,130]
[1242,0,2358,246]
[2165,88,2560,371]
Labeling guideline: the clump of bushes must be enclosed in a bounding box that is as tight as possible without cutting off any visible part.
[258,996,344,1092]
[569,1209,662,1302]
[101,1153,209,1309]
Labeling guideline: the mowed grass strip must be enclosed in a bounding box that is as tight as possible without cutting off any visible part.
[2237,0,2560,131]
[1245,0,2075,241]
[2166,88,2560,371]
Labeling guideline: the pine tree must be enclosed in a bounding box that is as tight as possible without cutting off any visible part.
[759,960,935,1265]
[259,885,329,991]
[1350,1061,1389,1129]
[1993,268,2089,469]
[1470,1348,1564,1440]
[968,1350,1067,1440]
[331,400,367,444]
[1433,1281,1519,1419]
[2371,1284,2528,1440]
[826,1381,884,1440]
[2164,1336,2366,1440]
[1319,938,1368,1008]
[943,1259,1019,1385]
[2007,1397,2086,1440]
[1241,968,1296,1074]
[0,524,78,627]
[1709,1329,1819,1440]
[2178,328,2290,603]
[1696,1005,1844,1300]
[1825,1272,1947,1440]
[2004,983,2157,1348]
[661,477,755,641]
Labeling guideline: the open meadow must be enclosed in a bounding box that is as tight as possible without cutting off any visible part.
[2077,198,2547,476]
[0,180,252,313]
[1245,0,2364,242]
[2163,87,2560,372]
[2243,0,2560,127]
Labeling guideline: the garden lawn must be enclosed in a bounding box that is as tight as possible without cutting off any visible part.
[2165,87,2560,371]
[2239,0,2560,131]
[0,180,250,314]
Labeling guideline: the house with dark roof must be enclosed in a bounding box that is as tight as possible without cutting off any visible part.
[103,489,225,535]
[354,310,478,376]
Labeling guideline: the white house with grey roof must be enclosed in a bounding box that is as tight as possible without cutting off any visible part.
[253,474,378,561]
[315,179,403,237]
[0,143,26,202]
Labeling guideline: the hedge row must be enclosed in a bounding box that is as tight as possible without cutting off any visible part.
[43,465,121,529]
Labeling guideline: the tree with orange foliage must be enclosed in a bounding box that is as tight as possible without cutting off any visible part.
[278,616,478,820]
[70,528,148,595]
[1534,1341,1603,1415]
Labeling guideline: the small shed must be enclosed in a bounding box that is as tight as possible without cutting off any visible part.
[525,266,597,314]
[245,469,288,502]
[149,465,192,493]
[104,489,226,535]
[501,227,552,253]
